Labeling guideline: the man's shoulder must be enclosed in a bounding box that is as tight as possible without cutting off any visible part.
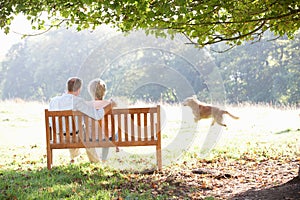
[49,95,61,101]
[50,94,72,101]
[49,94,75,110]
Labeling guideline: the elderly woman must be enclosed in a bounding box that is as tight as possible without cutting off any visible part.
[87,78,119,162]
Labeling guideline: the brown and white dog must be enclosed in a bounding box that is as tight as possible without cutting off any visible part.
[182,96,239,127]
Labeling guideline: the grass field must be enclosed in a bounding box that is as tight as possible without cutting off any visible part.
[0,100,299,199]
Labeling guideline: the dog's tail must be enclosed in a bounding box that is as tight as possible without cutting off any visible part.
[224,111,239,119]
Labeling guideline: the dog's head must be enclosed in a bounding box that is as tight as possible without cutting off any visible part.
[182,96,198,107]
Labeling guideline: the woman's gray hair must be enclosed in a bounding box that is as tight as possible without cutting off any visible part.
[88,78,106,100]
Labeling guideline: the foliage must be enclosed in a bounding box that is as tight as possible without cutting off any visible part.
[0,28,109,101]
[0,29,299,105]
[1,1,300,46]
[213,33,300,105]
[1,1,300,103]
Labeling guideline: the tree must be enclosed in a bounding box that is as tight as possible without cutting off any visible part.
[2,28,298,104]
[0,29,105,100]
[212,32,300,105]
[1,0,299,47]
[1,0,300,182]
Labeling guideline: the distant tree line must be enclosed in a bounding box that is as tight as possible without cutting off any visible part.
[212,33,300,105]
[0,29,299,105]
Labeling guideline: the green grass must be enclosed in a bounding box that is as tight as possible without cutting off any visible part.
[0,100,299,199]
[0,164,122,199]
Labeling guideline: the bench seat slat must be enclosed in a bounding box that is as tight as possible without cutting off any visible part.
[131,113,135,141]
[51,116,56,143]
[78,117,83,143]
[50,140,158,148]
[58,116,64,142]
[150,113,155,140]
[124,114,129,142]
[112,107,157,114]
[144,113,148,141]
[72,116,77,142]
[65,116,70,142]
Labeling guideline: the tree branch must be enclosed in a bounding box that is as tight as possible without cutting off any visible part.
[202,20,267,45]
[181,8,300,26]
[11,19,67,37]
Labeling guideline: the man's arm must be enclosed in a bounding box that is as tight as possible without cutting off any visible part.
[73,97,106,120]
[92,99,117,110]
[76,98,117,120]
[102,100,117,115]
[91,100,110,109]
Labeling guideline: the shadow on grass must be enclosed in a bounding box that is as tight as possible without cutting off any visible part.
[0,163,216,199]
[0,163,123,199]
[231,178,300,200]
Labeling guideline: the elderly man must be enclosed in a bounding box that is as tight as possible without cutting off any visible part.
[49,77,114,163]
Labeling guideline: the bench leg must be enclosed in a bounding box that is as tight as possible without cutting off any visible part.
[47,148,53,170]
[156,145,162,170]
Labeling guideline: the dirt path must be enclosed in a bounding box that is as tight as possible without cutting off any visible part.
[118,158,300,199]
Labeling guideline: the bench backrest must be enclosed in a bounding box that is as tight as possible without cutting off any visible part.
[45,106,161,148]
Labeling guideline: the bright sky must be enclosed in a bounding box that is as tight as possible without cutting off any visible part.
[0,14,116,60]
[0,15,34,59]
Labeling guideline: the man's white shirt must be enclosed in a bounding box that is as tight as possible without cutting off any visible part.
[49,93,105,134]
[49,93,104,120]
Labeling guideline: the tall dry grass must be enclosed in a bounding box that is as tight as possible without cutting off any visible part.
[0,100,299,170]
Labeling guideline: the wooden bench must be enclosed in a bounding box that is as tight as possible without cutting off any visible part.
[44,106,162,170]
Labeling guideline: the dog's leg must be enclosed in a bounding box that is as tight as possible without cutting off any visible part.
[215,113,227,127]
[211,119,215,126]
[216,121,227,127]
[194,114,201,122]
[211,120,226,127]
